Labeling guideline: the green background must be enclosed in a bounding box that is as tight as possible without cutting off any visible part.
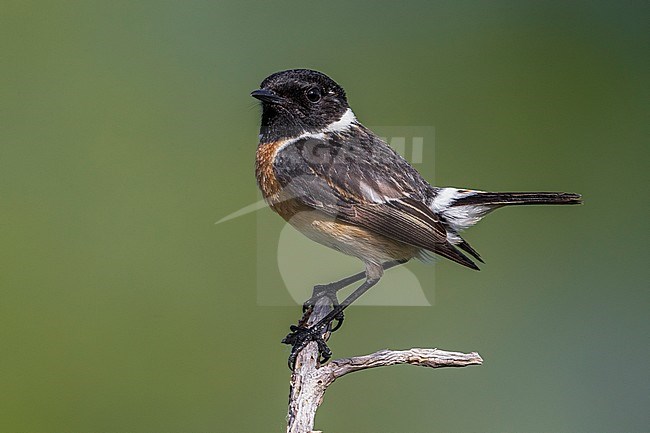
[2,1,648,432]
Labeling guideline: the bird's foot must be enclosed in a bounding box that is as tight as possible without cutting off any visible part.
[282,323,332,370]
[302,284,345,332]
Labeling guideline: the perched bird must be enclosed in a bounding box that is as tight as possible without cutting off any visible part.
[251,69,581,368]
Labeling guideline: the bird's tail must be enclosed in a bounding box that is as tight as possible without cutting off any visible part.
[425,189,581,270]
[430,188,582,241]
[421,190,581,270]
[451,191,582,207]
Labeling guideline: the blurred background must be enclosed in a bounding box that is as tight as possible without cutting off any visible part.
[2,1,648,432]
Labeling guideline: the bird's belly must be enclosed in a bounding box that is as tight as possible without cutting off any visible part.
[285,209,418,264]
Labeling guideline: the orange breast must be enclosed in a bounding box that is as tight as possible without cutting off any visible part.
[255,140,308,221]
[255,140,283,198]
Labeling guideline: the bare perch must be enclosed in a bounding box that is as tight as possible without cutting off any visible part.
[286,298,483,433]
[326,348,483,377]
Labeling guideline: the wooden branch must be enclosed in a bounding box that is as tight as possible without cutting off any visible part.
[286,295,333,433]
[325,348,483,378]
[286,297,483,433]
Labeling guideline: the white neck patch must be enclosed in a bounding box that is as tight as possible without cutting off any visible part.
[323,108,357,133]
[273,108,357,153]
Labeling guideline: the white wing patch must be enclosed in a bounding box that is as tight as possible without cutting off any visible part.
[359,180,385,203]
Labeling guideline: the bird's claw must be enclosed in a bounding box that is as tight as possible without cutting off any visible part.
[302,284,345,332]
[282,323,332,370]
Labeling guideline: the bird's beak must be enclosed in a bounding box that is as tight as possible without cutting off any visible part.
[251,89,284,104]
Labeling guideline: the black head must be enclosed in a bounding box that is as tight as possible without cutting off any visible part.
[251,69,350,142]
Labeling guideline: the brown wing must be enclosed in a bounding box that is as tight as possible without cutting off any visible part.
[273,135,479,270]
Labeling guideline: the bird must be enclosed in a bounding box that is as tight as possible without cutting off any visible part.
[251,69,581,368]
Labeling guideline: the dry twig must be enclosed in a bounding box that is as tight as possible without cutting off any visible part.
[286,298,482,433]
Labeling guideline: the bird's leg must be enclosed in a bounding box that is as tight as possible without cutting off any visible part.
[302,259,407,332]
[284,263,384,369]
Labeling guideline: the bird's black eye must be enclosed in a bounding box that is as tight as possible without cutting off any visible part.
[306,87,321,103]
